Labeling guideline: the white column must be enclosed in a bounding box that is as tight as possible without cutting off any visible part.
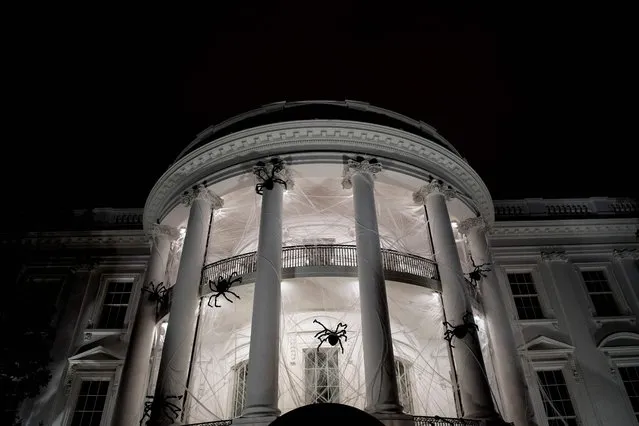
[343,157,403,414]
[459,217,531,426]
[150,185,223,426]
[242,159,292,419]
[414,182,499,420]
[113,224,178,426]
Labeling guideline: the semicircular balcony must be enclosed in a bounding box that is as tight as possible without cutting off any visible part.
[200,244,440,295]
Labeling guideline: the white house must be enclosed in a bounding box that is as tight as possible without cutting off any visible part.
[11,101,639,426]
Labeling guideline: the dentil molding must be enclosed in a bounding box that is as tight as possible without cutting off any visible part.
[143,121,494,231]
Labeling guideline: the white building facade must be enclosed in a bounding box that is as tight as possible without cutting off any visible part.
[10,102,639,426]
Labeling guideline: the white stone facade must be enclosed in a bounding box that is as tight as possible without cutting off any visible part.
[6,102,639,426]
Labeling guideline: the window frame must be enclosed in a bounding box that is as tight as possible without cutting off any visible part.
[574,263,631,321]
[501,265,555,324]
[303,347,340,404]
[394,357,414,414]
[63,368,119,426]
[616,364,639,423]
[90,274,141,333]
[527,359,582,426]
[535,368,579,425]
[231,360,249,418]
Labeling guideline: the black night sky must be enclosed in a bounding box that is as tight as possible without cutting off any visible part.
[5,4,637,225]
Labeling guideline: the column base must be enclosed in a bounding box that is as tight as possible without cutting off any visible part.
[233,415,278,426]
[240,405,281,419]
[372,412,415,426]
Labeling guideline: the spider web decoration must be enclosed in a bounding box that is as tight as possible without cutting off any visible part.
[157,165,502,422]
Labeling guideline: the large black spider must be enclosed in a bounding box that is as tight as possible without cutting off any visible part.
[207,272,242,308]
[313,319,348,353]
[443,312,478,348]
[465,256,491,288]
[254,158,288,195]
[141,281,169,314]
[139,394,183,425]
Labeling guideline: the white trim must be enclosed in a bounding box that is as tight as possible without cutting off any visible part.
[573,261,633,319]
[499,265,555,321]
[90,273,142,332]
[62,366,122,426]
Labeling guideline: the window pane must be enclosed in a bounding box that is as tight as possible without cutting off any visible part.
[581,271,620,316]
[304,348,339,404]
[98,281,133,329]
[508,273,544,320]
[537,370,578,424]
[395,359,413,413]
[70,380,110,426]
[232,361,249,417]
[619,366,639,418]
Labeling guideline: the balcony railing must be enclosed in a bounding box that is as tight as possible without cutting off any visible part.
[185,415,480,426]
[200,244,439,291]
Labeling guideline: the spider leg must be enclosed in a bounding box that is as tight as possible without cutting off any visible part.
[214,294,221,308]
[315,330,328,339]
[207,294,217,308]
[313,319,328,330]
[317,336,328,351]
[338,338,344,353]
[223,293,234,303]
[227,290,240,299]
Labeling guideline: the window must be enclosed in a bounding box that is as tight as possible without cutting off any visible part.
[98,280,132,329]
[508,273,544,320]
[395,359,413,413]
[304,348,339,404]
[537,370,578,426]
[581,270,620,316]
[70,380,110,426]
[232,361,249,417]
[619,366,639,422]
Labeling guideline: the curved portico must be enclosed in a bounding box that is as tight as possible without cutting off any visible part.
[112,102,520,426]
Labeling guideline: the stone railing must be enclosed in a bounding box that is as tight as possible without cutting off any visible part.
[413,416,480,426]
[184,416,481,426]
[494,197,638,220]
[200,244,439,291]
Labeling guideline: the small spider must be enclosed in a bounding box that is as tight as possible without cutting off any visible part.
[465,256,491,288]
[254,158,288,195]
[140,394,183,425]
[207,272,242,308]
[141,282,169,314]
[313,319,348,353]
[443,312,478,348]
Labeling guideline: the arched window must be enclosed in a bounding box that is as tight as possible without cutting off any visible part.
[232,360,249,417]
[395,358,413,414]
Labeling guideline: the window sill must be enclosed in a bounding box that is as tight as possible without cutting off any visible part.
[517,318,560,329]
[83,329,125,342]
[593,315,636,328]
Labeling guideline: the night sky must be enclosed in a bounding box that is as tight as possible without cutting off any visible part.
[5,4,637,223]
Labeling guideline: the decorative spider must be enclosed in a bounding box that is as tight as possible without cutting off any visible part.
[141,282,169,314]
[254,158,288,195]
[313,319,348,353]
[443,312,478,348]
[140,394,183,425]
[207,272,242,308]
[465,256,491,288]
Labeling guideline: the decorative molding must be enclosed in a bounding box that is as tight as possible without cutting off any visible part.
[180,184,224,210]
[341,156,382,189]
[593,315,637,329]
[491,220,639,239]
[412,179,457,204]
[613,248,639,260]
[2,231,150,248]
[540,250,568,262]
[83,332,92,342]
[147,223,180,242]
[64,364,77,396]
[458,216,488,236]
[569,356,582,383]
[143,121,495,230]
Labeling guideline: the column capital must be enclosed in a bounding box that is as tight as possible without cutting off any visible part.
[341,156,382,189]
[146,223,180,242]
[412,180,456,203]
[540,250,568,262]
[253,158,294,193]
[180,184,224,209]
[613,248,639,260]
[459,216,489,236]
